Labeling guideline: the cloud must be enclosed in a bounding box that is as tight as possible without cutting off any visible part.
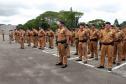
[0,0,126,25]
[96,3,121,13]
[0,8,19,16]
[0,1,28,16]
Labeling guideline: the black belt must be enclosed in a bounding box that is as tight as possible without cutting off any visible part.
[90,38,98,41]
[114,40,122,42]
[57,40,67,44]
[49,36,53,37]
[39,36,43,37]
[79,40,87,42]
[102,42,114,45]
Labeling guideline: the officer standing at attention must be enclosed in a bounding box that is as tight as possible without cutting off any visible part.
[56,21,70,68]
[97,22,115,71]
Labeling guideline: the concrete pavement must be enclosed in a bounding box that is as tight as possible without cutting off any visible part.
[0,35,126,84]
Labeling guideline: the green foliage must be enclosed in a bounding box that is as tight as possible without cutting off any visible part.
[50,22,57,31]
[120,21,126,28]
[21,8,83,30]
[114,19,119,27]
[17,24,23,29]
[23,19,38,30]
[58,10,83,28]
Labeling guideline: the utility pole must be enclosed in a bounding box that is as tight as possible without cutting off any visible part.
[2,30,5,41]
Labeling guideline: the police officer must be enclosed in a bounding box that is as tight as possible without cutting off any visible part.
[122,28,126,61]
[76,23,88,64]
[38,28,46,50]
[9,30,14,44]
[19,29,25,49]
[48,28,54,49]
[74,28,79,55]
[56,21,69,68]
[97,22,115,71]
[113,27,125,65]
[89,24,99,60]
[32,29,38,48]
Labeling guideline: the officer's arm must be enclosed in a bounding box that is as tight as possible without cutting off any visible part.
[86,30,90,40]
[112,31,116,41]
[122,31,126,40]
[98,31,103,40]
[65,29,70,44]
[97,31,100,39]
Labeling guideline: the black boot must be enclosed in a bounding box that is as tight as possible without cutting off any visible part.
[116,63,121,66]
[97,66,104,68]
[108,68,112,71]
[32,46,37,48]
[38,48,42,49]
[56,62,63,66]
[74,53,78,55]
[95,57,98,60]
[50,47,54,49]
[76,59,82,61]
[20,47,24,49]
[67,56,70,58]
[113,61,116,64]
[122,59,126,61]
[61,64,67,68]
[89,55,94,59]
[28,44,30,46]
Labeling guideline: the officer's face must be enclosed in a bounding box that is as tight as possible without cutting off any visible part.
[75,28,78,31]
[91,26,95,29]
[86,25,89,28]
[105,24,111,29]
[80,25,84,29]
[57,23,61,28]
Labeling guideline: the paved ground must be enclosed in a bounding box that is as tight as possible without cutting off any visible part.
[0,35,126,84]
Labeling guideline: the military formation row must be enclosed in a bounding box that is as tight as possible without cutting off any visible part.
[8,21,126,71]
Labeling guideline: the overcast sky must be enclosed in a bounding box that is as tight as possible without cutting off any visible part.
[0,0,126,25]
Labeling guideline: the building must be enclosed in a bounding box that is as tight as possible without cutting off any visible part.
[0,24,16,35]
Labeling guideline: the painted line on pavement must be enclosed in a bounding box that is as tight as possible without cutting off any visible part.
[68,57,78,60]
[42,51,49,53]
[77,61,95,68]
[42,48,119,72]
[112,62,126,70]
[77,61,112,72]
[52,54,58,57]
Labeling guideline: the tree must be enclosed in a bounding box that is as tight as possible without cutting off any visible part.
[114,19,119,27]
[17,24,23,29]
[23,19,38,30]
[22,8,83,30]
[58,8,83,28]
[51,22,58,31]
[37,11,59,25]
[120,21,126,28]
[35,18,49,30]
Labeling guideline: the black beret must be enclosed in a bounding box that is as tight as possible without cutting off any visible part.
[105,22,111,25]
[59,21,65,25]
[79,23,85,26]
